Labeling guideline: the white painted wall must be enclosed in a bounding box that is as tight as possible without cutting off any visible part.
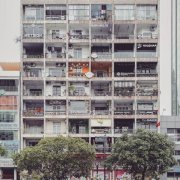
[160,0,172,115]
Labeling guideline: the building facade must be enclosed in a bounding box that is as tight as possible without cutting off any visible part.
[21,0,159,179]
[171,0,180,116]
[0,63,20,180]
[160,116,180,180]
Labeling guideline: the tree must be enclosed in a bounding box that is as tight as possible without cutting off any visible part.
[0,144,6,156]
[13,136,96,180]
[105,129,176,180]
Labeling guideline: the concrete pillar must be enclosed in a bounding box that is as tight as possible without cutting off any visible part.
[14,168,17,180]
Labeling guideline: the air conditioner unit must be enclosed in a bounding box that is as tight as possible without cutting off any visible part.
[150,25,157,32]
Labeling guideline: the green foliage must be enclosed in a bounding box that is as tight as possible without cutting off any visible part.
[0,144,6,157]
[105,129,176,180]
[13,136,96,180]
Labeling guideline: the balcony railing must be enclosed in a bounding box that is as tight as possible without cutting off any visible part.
[137,110,158,115]
[45,111,66,115]
[24,90,43,96]
[114,89,135,96]
[24,128,43,134]
[69,110,90,115]
[0,86,18,92]
[46,15,66,20]
[93,90,111,96]
[91,128,111,134]
[23,70,43,78]
[91,110,111,115]
[136,11,157,20]
[93,72,111,78]
[114,110,134,115]
[95,147,111,153]
[46,34,66,40]
[92,34,111,40]
[136,52,157,58]
[68,72,85,77]
[23,34,44,39]
[46,52,66,59]
[70,34,89,40]
[92,52,112,59]
[23,54,44,59]
[23,110,44,117]
[114,128,134,134]
[115,34,134,39]
[114,51,134,58]
[137,72,158,77]
[137,90,158,96]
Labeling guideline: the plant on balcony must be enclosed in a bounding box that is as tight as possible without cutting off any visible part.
[13,136,96,180]
[105,129,176,180]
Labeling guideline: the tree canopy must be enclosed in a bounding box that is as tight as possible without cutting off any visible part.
[13,136,96,180]
[105,129,176,180]
[0,144,6,157]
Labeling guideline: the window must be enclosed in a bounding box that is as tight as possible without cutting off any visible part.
[53,122,61,134]
[115,5,135,20]
[53,86,61,96]
[24,6,44,20]
[0,131,14,140]
[74,48,82,59]
[69,5,90,20]
[0,112,15,122]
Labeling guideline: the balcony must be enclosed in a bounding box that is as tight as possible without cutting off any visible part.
[114,81,135,97]
[137,81,158,96]
[114,62,135,77]
[23,68,43,78]
[24,121,44,135]
[114,24,135,41]
[92,81,111,97]
[68,62,89,78]
[46,44,66,59]
[115,5,135,21]
[91,128,111,134]
[23,43,44,59]
[114,119,134,134]
[23,5,44,21]
[91,4,112,22]
[46,62,66,79]
[68,100,89,115]
[137,102,158,115]
[114,44,134,58]
[91,44,112,59]
[45,100,66,116]
[114,101,134,115]
[68,82,89,96]
[46,81,66,97]
[91,62,112,79]
[0,86,18,92]
[91,137,112,153]
[137,62,158,77]
[91,100,111,116]
[23,101,44,117]
[69,119,89,135]
[136,5,157,21]
[46,5,66,21]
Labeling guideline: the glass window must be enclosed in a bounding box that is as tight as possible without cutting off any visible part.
[53,122,61,134]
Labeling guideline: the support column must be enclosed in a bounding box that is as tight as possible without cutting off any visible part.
[14,168,17,180]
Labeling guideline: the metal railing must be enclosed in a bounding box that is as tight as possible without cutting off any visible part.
[46,15,66,20]
[23,70,43,77]
[91,128,111,134]
[92,34,111,40]
[114,51,134,58]
[46,52,66,58]
[136,52,157,58]
[68,110,90,115]
[93,90,111,96]
[91,110,111,115]
[136,11,157,20]
[45,111,66,115]
[23,110,44,117]
[24,90,43,96]
[23,34,44,39]
[0,86,18,92]
[23,54,44,58]
[70,34,89,40]
[92,52,112,59]
[115,72,135,77]
[114,110,135,115]
[137,110,158,115]
[46,34,66,40]
[24,128,43,134]
[115,34,134,39]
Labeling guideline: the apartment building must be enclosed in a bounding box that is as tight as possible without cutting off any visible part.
[21,0,159,179]
[0,63,20,180]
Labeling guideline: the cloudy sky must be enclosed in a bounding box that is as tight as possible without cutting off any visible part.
[0,0,172,115]
[0,0,20,62]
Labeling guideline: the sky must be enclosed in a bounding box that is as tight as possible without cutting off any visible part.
[0,0,20,62]
[0,0,172,115]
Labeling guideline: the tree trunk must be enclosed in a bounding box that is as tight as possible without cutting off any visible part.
[141,173,145,180]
